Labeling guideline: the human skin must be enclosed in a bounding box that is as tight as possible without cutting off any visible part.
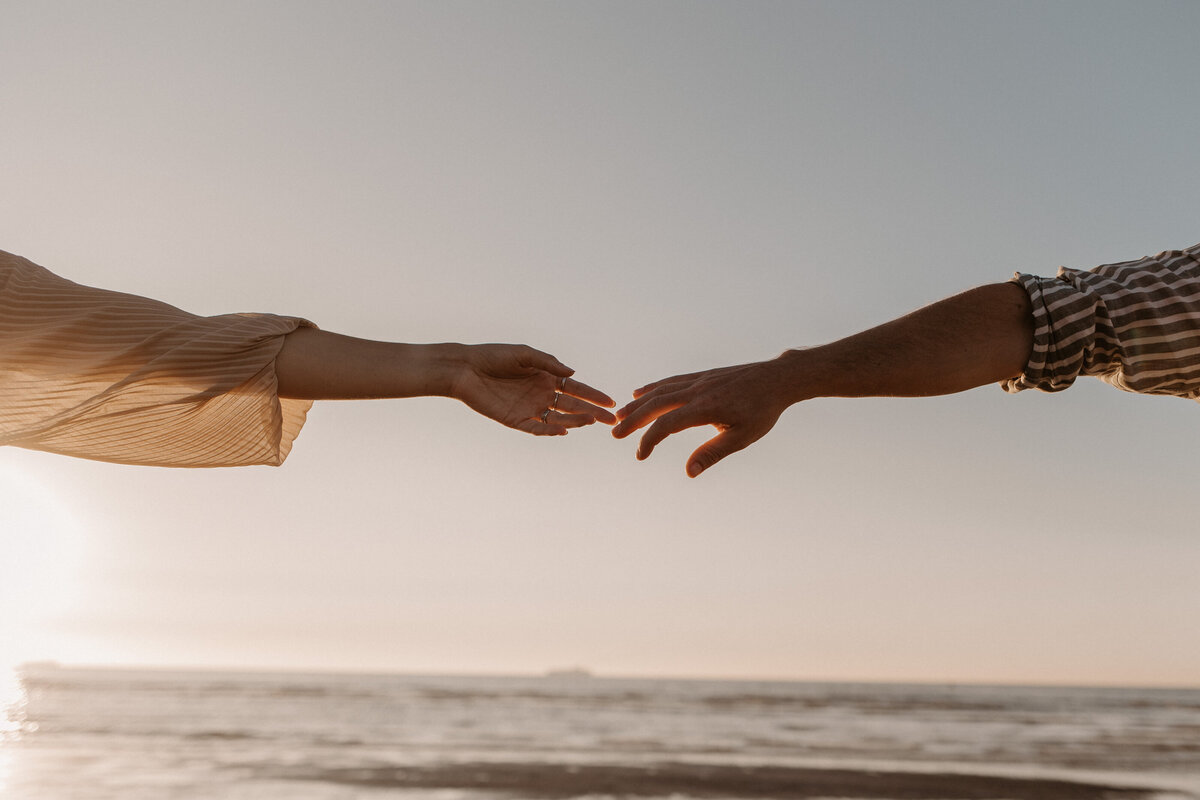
[612,282,1035,476]
[276,328,616,435]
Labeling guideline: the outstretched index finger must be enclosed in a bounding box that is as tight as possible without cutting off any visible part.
[612,391,686,439]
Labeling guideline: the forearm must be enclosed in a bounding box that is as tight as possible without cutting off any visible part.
[276,328,465,400]
[776,282,1034,402]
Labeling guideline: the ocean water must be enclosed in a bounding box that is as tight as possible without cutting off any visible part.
[2,665,1199,800]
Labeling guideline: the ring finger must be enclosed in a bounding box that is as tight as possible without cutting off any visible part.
[554,393,616,424]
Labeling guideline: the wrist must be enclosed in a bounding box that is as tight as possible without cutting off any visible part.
[420,342,471,398]
[771,348,824,404]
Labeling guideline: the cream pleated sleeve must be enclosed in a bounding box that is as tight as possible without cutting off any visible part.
[0,250,314,467]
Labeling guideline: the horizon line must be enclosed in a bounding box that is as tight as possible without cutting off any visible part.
[14,660,1200,692]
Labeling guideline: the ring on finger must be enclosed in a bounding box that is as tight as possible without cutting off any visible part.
[550,393,560,411]
[541,409,551,423]
[557,376,568,392]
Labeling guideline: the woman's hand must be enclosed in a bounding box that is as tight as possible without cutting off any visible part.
[612,358,797,477]
[450,344,616,435]
[277,330,614,435]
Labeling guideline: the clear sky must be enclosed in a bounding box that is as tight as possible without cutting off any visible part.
[2,0,1199,687]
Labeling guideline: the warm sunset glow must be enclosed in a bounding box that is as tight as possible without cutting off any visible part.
[1,0,1198,689]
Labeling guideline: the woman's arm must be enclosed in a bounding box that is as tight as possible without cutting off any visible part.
[276,328,615,435]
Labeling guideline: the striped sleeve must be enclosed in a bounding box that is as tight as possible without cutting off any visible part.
[0,249,315,467]
[1001,242,1200,400]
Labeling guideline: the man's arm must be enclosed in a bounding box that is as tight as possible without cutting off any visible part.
[612,283,1034,477]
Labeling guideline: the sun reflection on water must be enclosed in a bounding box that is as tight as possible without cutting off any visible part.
[1,662,33,738]
[1,667,23,738]
[0,461,88,796]
[0,662,30,796]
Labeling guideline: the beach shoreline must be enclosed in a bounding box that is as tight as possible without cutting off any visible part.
[10,668,1199,800]
[267,760,1179,800]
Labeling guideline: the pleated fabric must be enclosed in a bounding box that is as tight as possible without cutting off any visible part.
[0,250,314,467]
[1003,242,1200,400]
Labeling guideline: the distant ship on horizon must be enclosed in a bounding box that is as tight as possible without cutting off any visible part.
[543,666,592,679]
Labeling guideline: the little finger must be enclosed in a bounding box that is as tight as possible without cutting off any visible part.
[515,416,568,436]
[545,410,597,429]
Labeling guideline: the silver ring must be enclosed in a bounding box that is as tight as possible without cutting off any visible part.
[541,409,551,423]
[550,393,560,411]
[557,376,568,392]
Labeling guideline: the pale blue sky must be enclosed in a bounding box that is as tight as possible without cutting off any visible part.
[2,1,1198,685]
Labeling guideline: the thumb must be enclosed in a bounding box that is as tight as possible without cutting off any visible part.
[524,347,574,377]
[686,428,753,478]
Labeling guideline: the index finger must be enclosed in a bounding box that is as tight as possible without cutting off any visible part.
[633,369,710,398]
[612,391,688,439]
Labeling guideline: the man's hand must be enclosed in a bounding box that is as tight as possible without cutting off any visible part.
[452,344,616,435]
[612,358,796,477]
[612,283,1035,477]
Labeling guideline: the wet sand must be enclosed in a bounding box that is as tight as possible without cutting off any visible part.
[295,760,1164,799]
